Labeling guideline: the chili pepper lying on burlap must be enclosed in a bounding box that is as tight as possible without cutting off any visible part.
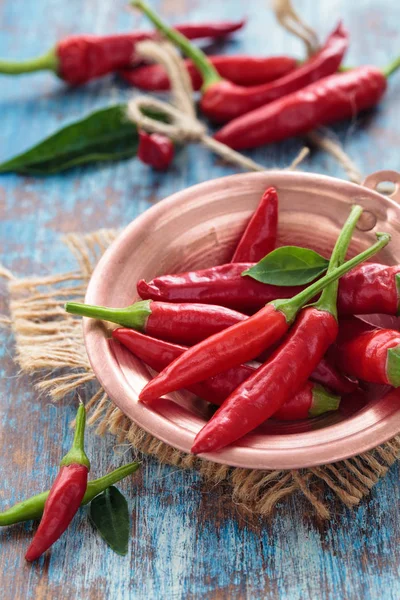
[138,262,400,315]
[132,1,348,123]
[231,187,278,262]
[113,328,340,418]
[191,206,363,453]
[120,54,297,91]
[139,219,389,405]
[333,318,400,387]
[25,403,90,561]
[0,19,245,85]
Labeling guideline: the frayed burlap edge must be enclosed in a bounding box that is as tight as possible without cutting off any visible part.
[1,229,399,519]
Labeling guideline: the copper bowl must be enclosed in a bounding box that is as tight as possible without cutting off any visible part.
[83,169,400,469]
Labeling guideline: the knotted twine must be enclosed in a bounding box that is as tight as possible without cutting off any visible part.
[126,40,309,173]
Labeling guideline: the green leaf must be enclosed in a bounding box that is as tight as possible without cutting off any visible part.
[0,104,168,175]
[89,486,130,556]
[242,246,329,286]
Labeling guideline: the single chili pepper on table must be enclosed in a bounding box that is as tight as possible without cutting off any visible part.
[120,54,298,91]
[137,131,175,170]
[138,261,400,315]
[139,220,390,404]
[214,58,400,150]
[0,462,139,527]
[0,19,245,85]
[65,299,247,345]
[191,205,363,453]
[25,403,90,562]
[112,328,340,419]
[333,318,400,387]
[132,1,348,123]
[231,187,278,262]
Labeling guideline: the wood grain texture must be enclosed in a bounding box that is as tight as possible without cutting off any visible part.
[1,0,400,598]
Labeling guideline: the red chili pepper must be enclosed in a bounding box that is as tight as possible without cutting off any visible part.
[120,55,297,91]
[112,328,340,419]
[25,403,90,561]
[333,318,400,387]
[137,263,301,311]
[231,187,278,262]
[311,356,358,395]
[133,2,348,123]
[65,299,247,345]
[337,263,400,315]
[0,20,245,85]
[191,205,363,453]
[138,262,400,315]
[137,131,175,170]
[213,64,396,150]
[139,217,389,404]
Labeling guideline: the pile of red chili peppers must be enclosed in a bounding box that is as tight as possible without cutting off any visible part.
[66,186,399,454]
[1,2,399,169]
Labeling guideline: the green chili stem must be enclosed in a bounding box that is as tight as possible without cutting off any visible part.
[131,0,222,91]
[0,49,58,74]
[315,205,363,318]
[309,384,340,417]
[65,300,152,331]
[0,462,140,526]
[274,232,390,323]
[382,56,400,78]
[60,402,90,470]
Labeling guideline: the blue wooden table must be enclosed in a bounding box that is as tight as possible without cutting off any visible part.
[1,0,400,598]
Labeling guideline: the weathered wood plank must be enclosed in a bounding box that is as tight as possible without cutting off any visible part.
[1,0,400,598]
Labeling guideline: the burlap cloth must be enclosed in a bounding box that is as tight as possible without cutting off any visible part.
[1,230,399,520]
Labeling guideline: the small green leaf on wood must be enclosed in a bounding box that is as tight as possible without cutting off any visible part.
[242,246,329,286]
[89,486,130,556]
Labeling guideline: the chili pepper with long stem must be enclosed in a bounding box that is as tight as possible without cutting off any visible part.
[191,205,363,453]
[0,462,139,527]
[25,403,90,562]
[112,327,341,418]
[231,187,278,262]
[133,1,348,123]
[214,59,400,150]
[334,318,400,387]
[65,299,247,345]
[0,19,245,86]
[137,131,175,170]
[139,223,390,404]
[138,261,400,315]
[120,54,298,91]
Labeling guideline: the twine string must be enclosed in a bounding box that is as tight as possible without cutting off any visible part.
[127,40,309,173]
